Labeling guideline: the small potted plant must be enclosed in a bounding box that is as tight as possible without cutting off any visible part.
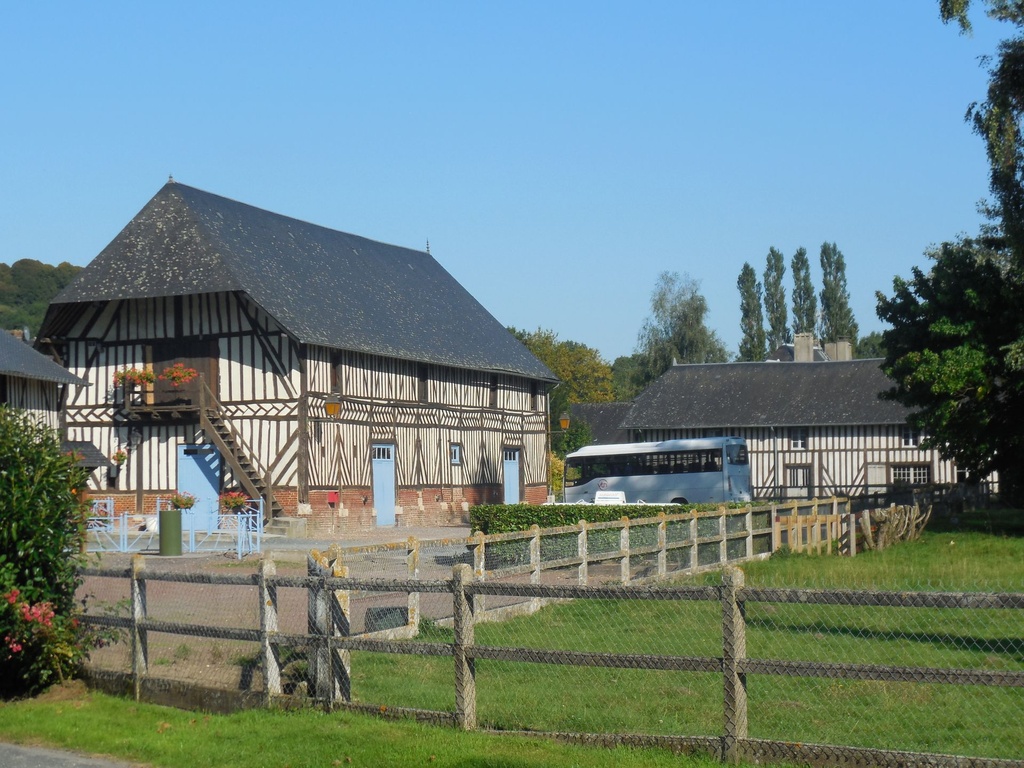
[219,490,248,512]
[113,367,156,387]
[109,448,128,479]
[159,363,199,388]
[169,491,196,510]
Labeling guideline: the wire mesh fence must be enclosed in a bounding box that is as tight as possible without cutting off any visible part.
[75,512,1024,767]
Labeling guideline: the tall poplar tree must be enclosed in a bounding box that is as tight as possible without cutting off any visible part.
[791,247,817,337]
[736,263,766,361]
[818,242,859,344]
[763,247,790,350]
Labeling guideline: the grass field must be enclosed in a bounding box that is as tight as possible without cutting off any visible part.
[349,529,1024,759]
[2,522,1021,765]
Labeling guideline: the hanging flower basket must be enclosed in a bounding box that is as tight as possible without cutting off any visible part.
[113,367,156,387]
[219,491,248,512]
[170,492,196,510]
[159,363,199,387]
[112,449,128,466]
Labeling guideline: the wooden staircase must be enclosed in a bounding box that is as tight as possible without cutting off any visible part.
[198,379,284,523]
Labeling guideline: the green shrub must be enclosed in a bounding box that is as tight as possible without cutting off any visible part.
[0,406,91,697]
[470,502,746,534]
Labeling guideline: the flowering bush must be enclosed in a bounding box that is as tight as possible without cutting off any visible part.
[0,406,91,697]
[159,363,199,387]
[112,367,156,387]
[170,491,196,510]
[112,449,128,466]
[220,491,248,511]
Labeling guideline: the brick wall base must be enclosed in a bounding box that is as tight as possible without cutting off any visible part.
[86,483,551,539]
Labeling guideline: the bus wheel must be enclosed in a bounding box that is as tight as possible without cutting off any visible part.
[671,497,687,505]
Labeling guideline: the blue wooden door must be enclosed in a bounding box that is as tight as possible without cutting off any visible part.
[503,448,520,504]
[372,444,396,526]
[177,444,221,531]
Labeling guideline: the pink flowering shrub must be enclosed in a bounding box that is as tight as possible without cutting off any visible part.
[0,587,85,697]
[0,406,96,698]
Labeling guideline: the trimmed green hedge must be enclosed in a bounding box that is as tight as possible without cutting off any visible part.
[470,502,749,534]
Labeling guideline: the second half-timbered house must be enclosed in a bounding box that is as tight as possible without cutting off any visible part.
[600,359,968,499]
[1,329,83,431]
[39,181,557,534]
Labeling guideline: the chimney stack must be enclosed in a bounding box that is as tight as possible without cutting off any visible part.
[794,332,815,362]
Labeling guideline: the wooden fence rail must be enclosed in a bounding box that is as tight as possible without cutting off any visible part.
[79,551,1024,768]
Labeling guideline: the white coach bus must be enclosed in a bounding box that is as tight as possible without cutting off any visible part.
[563,437,752,505]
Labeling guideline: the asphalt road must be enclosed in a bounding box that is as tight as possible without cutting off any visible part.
[0,743,140,767]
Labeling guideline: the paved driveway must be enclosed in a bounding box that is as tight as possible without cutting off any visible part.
[0,743,140,767]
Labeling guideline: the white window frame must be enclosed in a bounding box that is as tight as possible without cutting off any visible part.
[790,427,808,450]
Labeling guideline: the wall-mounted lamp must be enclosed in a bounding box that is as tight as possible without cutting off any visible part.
[325,394,341,418]
[361,495,369,506]
[558,412,571,431]
[130,428,142,448]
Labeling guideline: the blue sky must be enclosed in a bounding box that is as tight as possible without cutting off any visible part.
[0,2,1007,362]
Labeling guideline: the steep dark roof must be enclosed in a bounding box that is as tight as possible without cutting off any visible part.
[0,332,83,385]
[63,440,110,470]
[571,402,633,444]
[623,360,908,429]
[48,182,556,382]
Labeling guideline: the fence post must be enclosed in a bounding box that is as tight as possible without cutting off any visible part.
[453,563,477,730]
[689,512,699,573]
[407,537,420,634]
[472,530,487,617]
[619,516,630,584]
[847,509,857,557]
[770,501,779,553]
[657,513,667,578]
[746,506,754,559]
[307,551,351,709]
[721,567,748,764]
[259,555,281,704]
[577,520,589,586]
[718,506,728,566]
[130,554,148,701]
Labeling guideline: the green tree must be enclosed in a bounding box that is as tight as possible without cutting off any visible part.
[818,242,859,344]
[509,327,610,456]
[791,247,817,338]
[877,237,1024,497]
[855,330,887,359]
[763,247,790,350]
[611,354,642,401]
[0,407,91,697]
[736,262,766,361]
[633,271,728,392]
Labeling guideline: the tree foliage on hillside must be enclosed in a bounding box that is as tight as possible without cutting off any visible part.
[736,262,766,361]
[632,271,728,392]
[0,260,81,335]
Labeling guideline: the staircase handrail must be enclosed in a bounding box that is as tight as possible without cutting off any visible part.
[198,376,278,520]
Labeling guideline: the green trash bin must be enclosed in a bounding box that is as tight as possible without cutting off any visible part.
[159,507,182,556]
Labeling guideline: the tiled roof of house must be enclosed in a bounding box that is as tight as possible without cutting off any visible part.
[570,402,633,444]
[0,331,83,385]
[623,360,909,429]
[46,182,556,382]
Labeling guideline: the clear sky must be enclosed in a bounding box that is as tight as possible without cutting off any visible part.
[0,2,1007,362]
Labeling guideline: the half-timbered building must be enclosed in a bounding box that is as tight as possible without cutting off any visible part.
[1,329,83,431]
[613,359,965,499]
[39,181,557,534]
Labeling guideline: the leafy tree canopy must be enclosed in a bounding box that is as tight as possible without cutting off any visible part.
[632,271,728,392]
[736,262,766,361]
[818,242,859,345]
[791,246,817,338]
[763,247,790,350]
[877,237,1024,496]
